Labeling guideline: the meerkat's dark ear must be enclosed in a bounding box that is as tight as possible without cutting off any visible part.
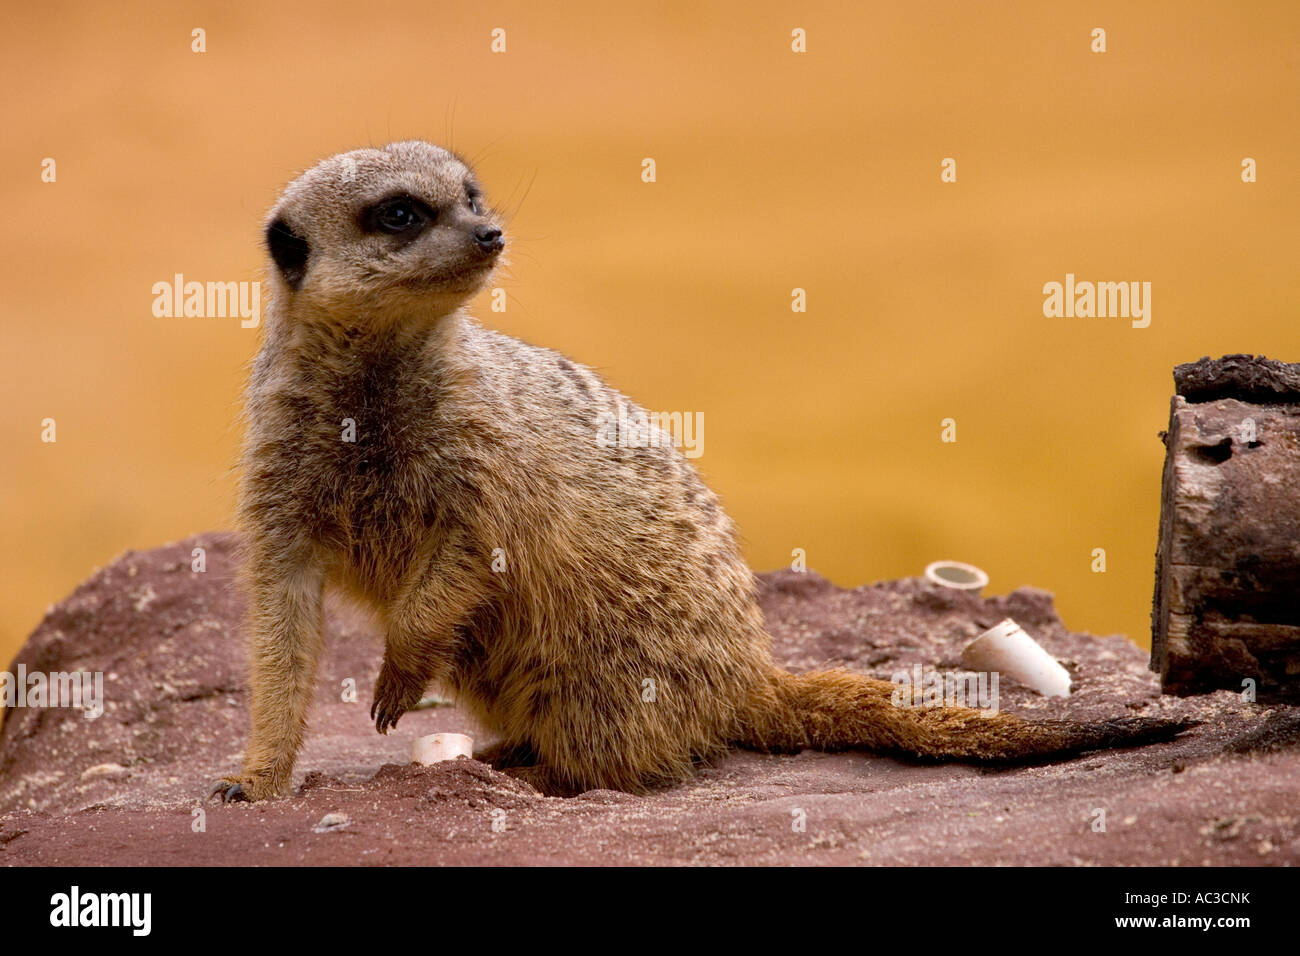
[266,217,310,290]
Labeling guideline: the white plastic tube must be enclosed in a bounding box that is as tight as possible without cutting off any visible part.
[411,732,474,765]
[924,560,989,592]
[961,618,1072,697]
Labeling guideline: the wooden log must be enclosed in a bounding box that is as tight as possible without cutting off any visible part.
[1151,355,1300,699]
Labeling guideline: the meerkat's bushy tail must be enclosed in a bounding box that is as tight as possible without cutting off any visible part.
[737,668,1189,762]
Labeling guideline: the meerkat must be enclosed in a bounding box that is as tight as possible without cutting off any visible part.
[210,141,1186,802]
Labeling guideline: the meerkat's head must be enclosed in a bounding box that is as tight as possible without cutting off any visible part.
[264,141,504,321]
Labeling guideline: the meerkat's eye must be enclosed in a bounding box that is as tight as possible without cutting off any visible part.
[376,200,421,232]
[364,196,433,235]
[466,186,482,215]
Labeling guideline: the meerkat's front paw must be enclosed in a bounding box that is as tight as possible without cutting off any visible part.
[209,778,248,803]
[207,772,284,803]
[371,661,424,734]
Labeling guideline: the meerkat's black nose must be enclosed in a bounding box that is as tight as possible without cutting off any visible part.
[474,226,504,253]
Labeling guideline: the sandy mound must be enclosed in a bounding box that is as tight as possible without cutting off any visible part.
[1,534,1296,865]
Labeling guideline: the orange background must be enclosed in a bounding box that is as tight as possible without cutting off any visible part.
[2,1,1298,665]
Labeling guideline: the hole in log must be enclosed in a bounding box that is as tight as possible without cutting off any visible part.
[1190,438,1233,464]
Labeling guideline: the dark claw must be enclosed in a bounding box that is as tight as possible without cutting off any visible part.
[209,780,246,803]
[372,699,403,734]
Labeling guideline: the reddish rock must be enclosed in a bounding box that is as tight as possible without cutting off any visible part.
[1,533,1296,865]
